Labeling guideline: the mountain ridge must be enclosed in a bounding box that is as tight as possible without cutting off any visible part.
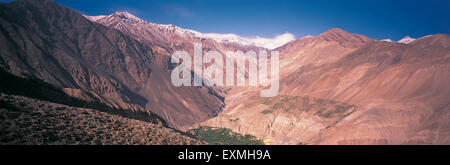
[85,11,293,49]
[198,28,450,145]
[0,0,224,129]
[1,0,449,145]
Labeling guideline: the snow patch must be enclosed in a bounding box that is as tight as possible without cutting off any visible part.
[398,36,416,44]
[83,15,107,22]
[203,32,296,49]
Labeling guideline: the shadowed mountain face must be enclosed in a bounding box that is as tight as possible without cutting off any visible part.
[200,29,450,144]
[0,0,224,129]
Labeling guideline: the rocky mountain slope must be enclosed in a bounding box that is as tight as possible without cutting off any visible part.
[1,0,448,145]
[199,29,450,145]
[85,12,286,50]
[84,10,276,131]
[0,0,224,129]
[0,94,204,145]
[84,11,266,55]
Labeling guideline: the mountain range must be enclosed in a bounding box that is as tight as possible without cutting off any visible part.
[0,0,449,145]
[200,28,450,144]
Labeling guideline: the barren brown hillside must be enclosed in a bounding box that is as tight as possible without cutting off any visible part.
[0,94,204,145]
[199,30,450,145]
[0,0,224,129]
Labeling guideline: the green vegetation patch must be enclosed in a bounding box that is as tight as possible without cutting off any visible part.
[189,126,264,145]
[260,110,273,115]
[228,118,239,122]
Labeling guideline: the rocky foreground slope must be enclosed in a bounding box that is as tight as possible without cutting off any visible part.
[0,94,204,145]
[0,94,205,145]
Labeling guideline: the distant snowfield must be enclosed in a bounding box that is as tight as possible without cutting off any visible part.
[84,15,107,22]
[398,36,416,44]
[203,32,296,50]
[381,35,433,44]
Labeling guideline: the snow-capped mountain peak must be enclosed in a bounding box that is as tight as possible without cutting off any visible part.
[84,11,147,25]
[379,35,434,44]
[398,36,416,44]
[84,12,204,38]
[84,12,295,49]
[110,11,147,24]
[156,24,205,38]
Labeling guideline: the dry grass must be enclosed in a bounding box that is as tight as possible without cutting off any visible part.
[0,94,205,145]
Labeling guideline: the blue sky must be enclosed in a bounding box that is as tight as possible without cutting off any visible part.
[1,0,449,40]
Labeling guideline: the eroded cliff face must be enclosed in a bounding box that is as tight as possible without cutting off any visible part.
[199,30,450,145]
[0,0,224,129]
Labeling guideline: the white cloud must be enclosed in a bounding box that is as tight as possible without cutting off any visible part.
[203,32,296,49]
